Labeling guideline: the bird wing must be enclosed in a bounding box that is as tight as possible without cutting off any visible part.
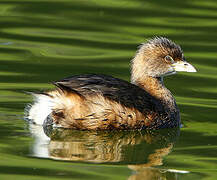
[53,74,155,113]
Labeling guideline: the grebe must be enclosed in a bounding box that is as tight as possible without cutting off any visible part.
[27,37,196,130]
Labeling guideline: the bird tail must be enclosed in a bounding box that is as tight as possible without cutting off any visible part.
[25,88,85,128]
[25,92,55,125]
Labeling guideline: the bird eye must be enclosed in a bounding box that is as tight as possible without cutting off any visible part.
[164,55,174,64]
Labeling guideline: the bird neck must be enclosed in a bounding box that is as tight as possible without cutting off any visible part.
[132,76,176,110]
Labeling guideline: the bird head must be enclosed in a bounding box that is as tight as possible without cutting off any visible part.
[131,37,196,82]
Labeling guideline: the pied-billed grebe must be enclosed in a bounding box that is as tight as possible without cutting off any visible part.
[27,37,196,130]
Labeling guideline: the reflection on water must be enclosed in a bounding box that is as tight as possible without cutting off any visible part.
[128,166,189,180]
[46,128,179,164]
[29,125,187,179]
[29,124,50,158]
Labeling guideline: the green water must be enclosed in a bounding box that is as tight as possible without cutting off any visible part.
[0,0,217,179]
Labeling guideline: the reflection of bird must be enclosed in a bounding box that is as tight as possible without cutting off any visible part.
[27,37,196,130]
[44,127,179,163]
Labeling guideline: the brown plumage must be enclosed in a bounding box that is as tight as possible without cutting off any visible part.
[27,37,196,130]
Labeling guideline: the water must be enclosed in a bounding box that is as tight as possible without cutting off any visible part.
[0,0,217,179]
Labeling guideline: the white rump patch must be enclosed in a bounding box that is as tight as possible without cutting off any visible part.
[27,94,54,125]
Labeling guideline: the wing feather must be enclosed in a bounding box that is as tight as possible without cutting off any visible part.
[53,74,155,113]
